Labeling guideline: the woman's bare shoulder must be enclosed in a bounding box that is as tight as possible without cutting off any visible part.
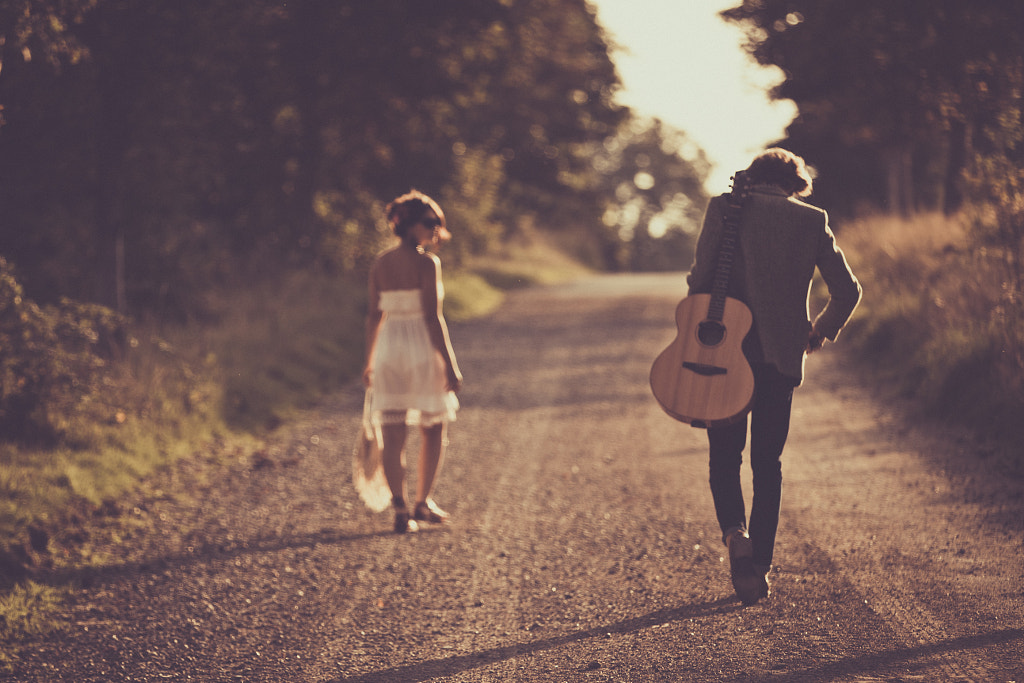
[372,247,440,289]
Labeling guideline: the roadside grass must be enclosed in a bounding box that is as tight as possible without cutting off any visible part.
[191,269,368,433]
[837,212,1024,440]
[446,224,592,321]
[0,581,68,667]
[463,222,594,293]
[0,231,589,651]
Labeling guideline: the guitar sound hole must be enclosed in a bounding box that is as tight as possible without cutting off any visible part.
[697,320,725,346]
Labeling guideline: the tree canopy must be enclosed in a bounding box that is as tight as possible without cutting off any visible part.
[0,0,710,319]
[722,0,1024,221]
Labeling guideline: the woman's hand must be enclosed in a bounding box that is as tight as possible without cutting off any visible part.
[446,367,463,394]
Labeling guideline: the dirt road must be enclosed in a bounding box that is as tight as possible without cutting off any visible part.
[10,273,1024,681]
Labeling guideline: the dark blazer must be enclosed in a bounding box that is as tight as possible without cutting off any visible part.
[686,185,862,384]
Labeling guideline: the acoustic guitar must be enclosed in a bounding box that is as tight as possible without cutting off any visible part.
[650,172,755,428]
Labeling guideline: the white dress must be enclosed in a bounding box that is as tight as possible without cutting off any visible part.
[369,288,459,427]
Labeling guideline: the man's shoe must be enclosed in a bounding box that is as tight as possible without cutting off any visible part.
[754,564,771,601]
[726,529,762,605]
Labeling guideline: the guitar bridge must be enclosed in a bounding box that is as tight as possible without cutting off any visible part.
[682,361,728,376]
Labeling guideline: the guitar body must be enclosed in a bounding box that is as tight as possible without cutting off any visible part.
[650,293,755,428]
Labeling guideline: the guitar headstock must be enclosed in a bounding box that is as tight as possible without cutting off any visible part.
[729,170,751,199]
[726,170,751,211]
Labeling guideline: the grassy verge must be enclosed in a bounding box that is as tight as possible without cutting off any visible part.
[836,212,1024,441]
[0,230,589,650]
[446,224,592,320]
[0,581,67,668]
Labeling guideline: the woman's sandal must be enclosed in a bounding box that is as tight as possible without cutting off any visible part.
[392,498,418,534]
[393,510,418,534]
[413,499,449,524]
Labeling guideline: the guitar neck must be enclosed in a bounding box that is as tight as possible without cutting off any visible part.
[707,173,748,321]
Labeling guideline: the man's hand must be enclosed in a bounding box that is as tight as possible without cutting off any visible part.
[806,329,825,354]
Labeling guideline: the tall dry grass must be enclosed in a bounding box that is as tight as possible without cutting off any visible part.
[837,212,1024,438]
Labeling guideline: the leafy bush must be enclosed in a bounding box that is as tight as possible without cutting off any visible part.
[0,257,127,444]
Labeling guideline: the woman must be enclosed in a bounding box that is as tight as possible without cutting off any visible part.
[363,190,463,533]
[686,149,862,604]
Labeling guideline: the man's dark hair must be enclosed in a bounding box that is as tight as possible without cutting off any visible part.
[746,148,813,197]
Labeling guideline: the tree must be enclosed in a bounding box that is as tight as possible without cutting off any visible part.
[0,0,632,318]
[0,0,96,75]
[583,117,710,271]
[721,0,1024,217]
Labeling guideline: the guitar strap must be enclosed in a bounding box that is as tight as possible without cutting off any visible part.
[717,172,764,362]
[710,171,749,309]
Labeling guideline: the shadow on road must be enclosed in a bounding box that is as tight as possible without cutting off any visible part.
[333,597,739,682]
[720,627,1024,683]
[37,527,392,590]
[335,622,1024,683]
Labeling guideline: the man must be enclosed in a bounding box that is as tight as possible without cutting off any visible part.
[686,148,862,604]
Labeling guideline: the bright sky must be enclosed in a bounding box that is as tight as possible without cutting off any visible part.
[590,0,798,194]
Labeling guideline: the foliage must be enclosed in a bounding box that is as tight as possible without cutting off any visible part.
[0,0,96,75]
[962,55,1024,301]
[440,149,509,263]
[0,0,712,318]
[583,117,711,271]
[0,256,127,443]
[0,258,227,587]
[448,219,594,325]
[195,269,367,432]
[722,0,1024,218]
[839,213,1024,438]
[0,0,645,318]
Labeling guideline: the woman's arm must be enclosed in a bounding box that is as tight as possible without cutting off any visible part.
[420,254,463,393]
[363,260,383,388]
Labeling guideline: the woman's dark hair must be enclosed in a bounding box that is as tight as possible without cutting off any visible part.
[385,190,447,243]
[746,148,813,197]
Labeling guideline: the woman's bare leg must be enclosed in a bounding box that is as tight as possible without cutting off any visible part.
[416,422,446,506]
[381,421,409,507]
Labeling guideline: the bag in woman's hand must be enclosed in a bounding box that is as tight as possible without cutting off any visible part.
[352,391,391,512]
